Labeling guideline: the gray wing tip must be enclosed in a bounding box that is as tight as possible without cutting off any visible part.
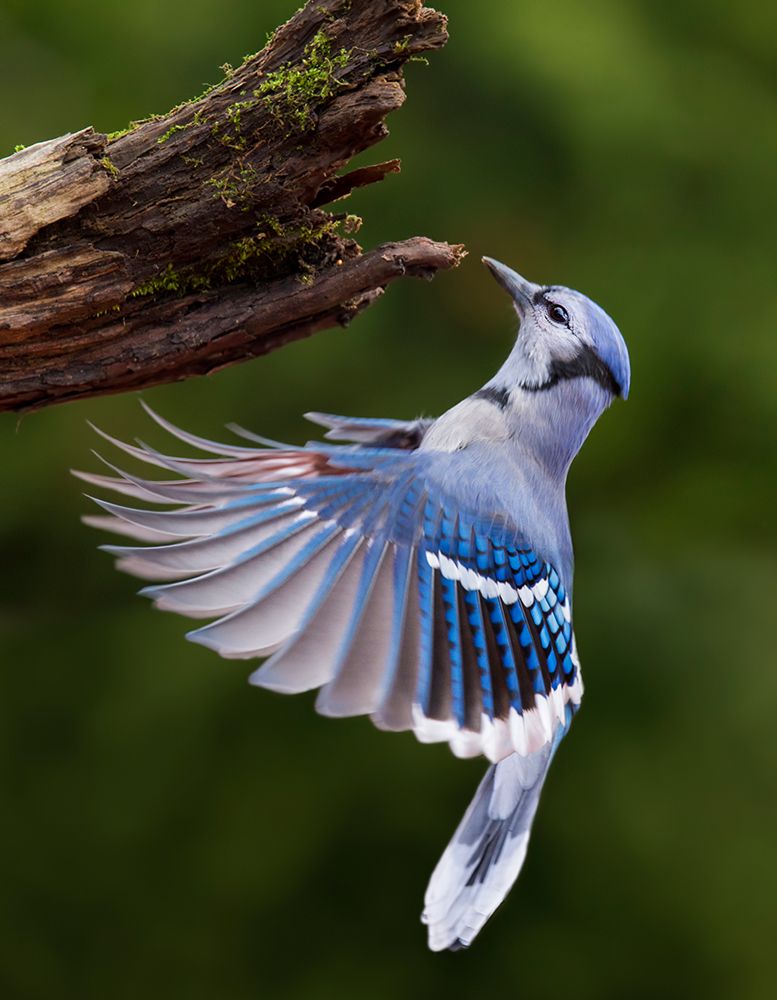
[302,411,337,428]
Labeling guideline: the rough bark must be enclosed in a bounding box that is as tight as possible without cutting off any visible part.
[0,0,464,413]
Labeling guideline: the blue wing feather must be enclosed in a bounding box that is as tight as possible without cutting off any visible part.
[80,411,582,762]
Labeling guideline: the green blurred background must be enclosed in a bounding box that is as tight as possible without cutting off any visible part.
[1,1,775,997]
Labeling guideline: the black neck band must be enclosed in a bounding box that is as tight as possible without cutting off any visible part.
[526,345,621,396]
[474,385,512,409]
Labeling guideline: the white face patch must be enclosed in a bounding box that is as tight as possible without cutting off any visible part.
[493,286,610,394]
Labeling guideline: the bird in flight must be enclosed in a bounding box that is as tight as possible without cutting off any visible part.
[78,257,630,951]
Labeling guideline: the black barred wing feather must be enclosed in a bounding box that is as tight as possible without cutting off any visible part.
[78,409,582,763]
[412,506,582,759]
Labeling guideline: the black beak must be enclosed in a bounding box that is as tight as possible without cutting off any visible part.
[482,257,539,318]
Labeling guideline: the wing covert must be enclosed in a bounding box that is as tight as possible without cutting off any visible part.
[78,408,582,762]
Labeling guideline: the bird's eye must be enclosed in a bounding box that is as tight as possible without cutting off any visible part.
[546,302,570,326]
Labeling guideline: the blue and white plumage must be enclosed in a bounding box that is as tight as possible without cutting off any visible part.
[77,257,630,951]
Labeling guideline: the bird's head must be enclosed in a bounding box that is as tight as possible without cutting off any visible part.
[482,257,630,402]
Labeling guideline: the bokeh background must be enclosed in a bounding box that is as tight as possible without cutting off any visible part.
[1,1,776,997]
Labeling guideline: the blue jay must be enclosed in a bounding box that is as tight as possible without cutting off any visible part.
[78,257,630,951]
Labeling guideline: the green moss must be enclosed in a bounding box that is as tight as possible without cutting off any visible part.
[104,24,350,151]
[107,113,164,143]
[130,264,187,298]
[226,99,255,130]
[316,1,351,21]
[210,99,256,151]
[206,163,259,209]
[256,214,286,238]
[214,227,296,283]
[158,109,205,145]
[13,143,26,153]
[158,123,186,144]
[255,29,351,133]
[103,25,349,156]
[98,155,120,180]
[128,210,352,302]
[107,68,222,145]
[130,263,212,298]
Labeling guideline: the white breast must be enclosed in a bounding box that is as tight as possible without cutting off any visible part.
[421,398,509,453]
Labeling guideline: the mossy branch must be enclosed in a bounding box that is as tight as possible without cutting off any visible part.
[0,0,462,414]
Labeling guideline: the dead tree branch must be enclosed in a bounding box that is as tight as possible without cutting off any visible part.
[0,0,464,413]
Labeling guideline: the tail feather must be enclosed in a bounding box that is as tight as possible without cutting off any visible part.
[422,745,557,951]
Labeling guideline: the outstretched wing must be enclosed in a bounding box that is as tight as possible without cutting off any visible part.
[77,407,582,763]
